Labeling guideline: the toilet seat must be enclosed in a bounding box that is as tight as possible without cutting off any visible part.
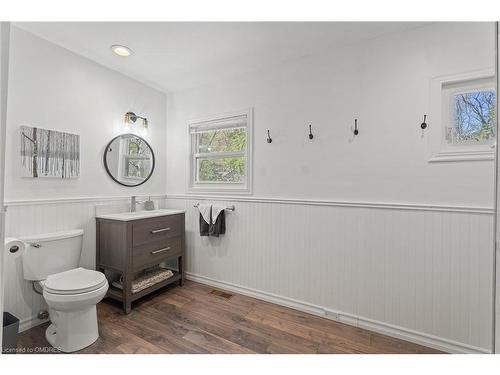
[42,267,107,295]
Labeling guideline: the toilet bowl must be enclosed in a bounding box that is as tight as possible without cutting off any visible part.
[39,268,108,352]
[11,229,109,353]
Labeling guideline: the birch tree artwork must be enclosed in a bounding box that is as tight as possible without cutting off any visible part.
[20,126,80,178]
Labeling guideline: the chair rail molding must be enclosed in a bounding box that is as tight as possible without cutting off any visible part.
[4,194,168,207]
[166,193,494,214]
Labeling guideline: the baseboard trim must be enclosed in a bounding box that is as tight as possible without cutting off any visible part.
[167,194,494,214]
[18,315,48,333]
[186,272,491,354]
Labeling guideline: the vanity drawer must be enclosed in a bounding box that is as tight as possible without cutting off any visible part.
[132,215,182,247]
[132,238,182,270]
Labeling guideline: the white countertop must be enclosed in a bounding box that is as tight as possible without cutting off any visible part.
[96,209,185,221]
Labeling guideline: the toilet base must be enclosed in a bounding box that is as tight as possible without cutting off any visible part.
[45,305,99,353]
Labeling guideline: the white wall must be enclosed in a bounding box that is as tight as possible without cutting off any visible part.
[165,22,497,353]
[5,27,167,202]
[3,27,168,330]
[496,22,500,354]
[0,21,11,349]
[167,22,495,207]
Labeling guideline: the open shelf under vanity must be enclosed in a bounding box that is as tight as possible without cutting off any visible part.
[106,270,182,303]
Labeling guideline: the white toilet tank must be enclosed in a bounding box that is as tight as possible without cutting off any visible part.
[20,229,84,281]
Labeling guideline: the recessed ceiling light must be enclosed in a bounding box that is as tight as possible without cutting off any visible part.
[110,45,132,57]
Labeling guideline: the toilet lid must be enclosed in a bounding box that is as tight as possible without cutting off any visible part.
[43,268,107,295]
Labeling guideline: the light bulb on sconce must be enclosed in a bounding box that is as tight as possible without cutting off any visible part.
[124,112,149,129]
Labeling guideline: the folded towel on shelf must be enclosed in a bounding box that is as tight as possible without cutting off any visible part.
[209,205,226,237]
[198,204,212,236]
[111,267,174,294]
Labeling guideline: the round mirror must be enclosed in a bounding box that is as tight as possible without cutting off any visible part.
[103,134,155,187]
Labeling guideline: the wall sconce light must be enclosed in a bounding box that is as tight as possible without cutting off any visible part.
[124,112,148,128]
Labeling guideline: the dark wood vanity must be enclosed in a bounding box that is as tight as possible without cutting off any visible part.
[96,211,185,314]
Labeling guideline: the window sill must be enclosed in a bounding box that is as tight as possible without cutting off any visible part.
[428,149,495,163]
[188,185,252,195]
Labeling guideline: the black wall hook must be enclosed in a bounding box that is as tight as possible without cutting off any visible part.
[308,124,314,140]
[266,129,272,143]
[420,115,428,130]
[353,119,359,136]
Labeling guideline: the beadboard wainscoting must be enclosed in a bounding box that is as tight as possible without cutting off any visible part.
[3,196,167,331]
[3,194,495,353]
[166,195,495,353]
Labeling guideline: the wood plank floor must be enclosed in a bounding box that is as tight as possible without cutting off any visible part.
[17,280,442,354]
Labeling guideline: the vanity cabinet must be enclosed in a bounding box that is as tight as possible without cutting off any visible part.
[96,212,185,314]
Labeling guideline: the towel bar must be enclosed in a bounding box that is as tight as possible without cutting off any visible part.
[193,203,235,211]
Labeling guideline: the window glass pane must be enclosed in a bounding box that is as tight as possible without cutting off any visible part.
[451,90,496,143]
[197,127,246,153]
[127,137,151,157]
[125,158,151,179]
[198,157,245,183]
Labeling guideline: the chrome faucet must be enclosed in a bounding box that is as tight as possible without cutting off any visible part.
[130,196,145,212]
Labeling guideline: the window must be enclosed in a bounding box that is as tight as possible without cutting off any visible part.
[123,137,152,180]
[114,135,152,182]
[446,84,495,145]
[429,70,496,162]
[189,109,252,193]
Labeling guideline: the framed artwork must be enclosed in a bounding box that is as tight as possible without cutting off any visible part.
[20,126,80,178]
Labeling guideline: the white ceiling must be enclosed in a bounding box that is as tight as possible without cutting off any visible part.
[15,22,428,92]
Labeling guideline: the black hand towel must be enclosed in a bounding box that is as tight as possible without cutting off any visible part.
[198,204,211,236]
[199,212,210,236]
[209,209,225,237]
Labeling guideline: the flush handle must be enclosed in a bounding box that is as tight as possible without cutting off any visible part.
[151,228,171,234]
[30,243,42,248]
[151,247,171,255]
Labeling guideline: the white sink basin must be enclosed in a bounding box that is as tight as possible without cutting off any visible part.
[96,209,185,221]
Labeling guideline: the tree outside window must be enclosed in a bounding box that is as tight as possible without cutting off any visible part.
[450,90,496,144]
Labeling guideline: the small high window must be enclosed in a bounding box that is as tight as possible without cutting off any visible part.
[447,88,496,145]
[429,71,496,162]
[189,109,252,193]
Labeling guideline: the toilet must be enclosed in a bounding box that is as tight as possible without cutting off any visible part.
[19,229,108,353]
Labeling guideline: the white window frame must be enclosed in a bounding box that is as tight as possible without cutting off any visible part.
[428,69,496,163]
[187,108,252,194]
[117,137,152,183]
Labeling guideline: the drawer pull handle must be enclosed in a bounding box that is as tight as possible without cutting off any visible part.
[151,227,171,234]
[151,247,171,255]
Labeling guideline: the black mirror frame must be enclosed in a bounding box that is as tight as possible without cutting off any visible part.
[103,133,155,187]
